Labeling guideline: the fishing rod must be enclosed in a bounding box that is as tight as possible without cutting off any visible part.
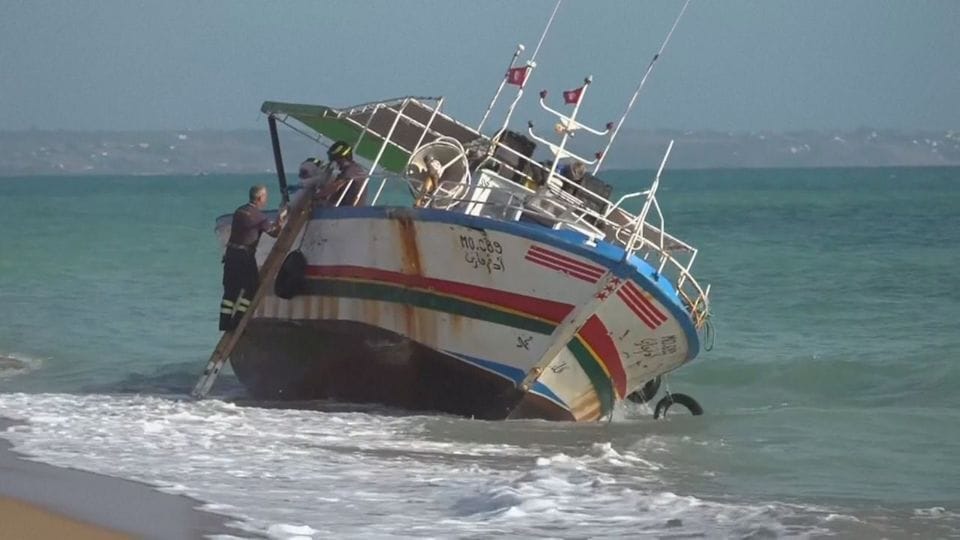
[492,0,563,136]
[593,0,691,173]
[530,0,561,61]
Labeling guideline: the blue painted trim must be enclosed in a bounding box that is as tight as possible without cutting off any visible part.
[445,351,568,409]
[309,206,701,360]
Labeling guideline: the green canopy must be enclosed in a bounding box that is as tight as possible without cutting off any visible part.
[261,98,482,174]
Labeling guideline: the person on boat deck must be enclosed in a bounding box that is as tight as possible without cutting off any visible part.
[219,185,287,331]
[314,141,368,206]
[557,160,587,197]
[559,161,586,184]
[298,157,324,185]
[523,160,553,190]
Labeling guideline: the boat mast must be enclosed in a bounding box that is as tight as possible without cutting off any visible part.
[477,44,524,133]
[542,77,593,184]
[593,0,691,174]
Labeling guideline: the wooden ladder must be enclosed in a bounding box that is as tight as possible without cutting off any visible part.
[191,168,330,399]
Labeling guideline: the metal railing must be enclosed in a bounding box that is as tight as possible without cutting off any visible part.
[401,170,711,329]
[271,97,711,330]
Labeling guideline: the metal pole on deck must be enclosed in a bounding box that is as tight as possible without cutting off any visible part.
[593,0,690,174]
[477,44,524,133]
[268,115,290,205]
[545,77,592,183]
[351,99,412,206]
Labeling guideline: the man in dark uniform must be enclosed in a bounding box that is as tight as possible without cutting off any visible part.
[315,141,368,206]
[219,184,287,331]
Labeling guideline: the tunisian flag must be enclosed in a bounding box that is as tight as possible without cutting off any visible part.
[563,86,584,105]
[506,66,529,86]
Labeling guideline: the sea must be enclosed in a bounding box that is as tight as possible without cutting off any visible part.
[1,167,958,539]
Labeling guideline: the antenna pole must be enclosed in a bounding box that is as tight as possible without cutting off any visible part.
[530,0,562,61]
[593,0,690,173]
[495,0,563,135]
[545,77,592,184]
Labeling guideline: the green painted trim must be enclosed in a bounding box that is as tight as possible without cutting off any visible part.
[309,279,554,334]
[309,118,409,173]
[567,338,615,416]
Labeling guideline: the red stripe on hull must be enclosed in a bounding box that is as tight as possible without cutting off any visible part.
[616,289,659,329]
[622,282,667,325]
[528,245,605,278]
[524,253,599,283]
[306,265,572,322]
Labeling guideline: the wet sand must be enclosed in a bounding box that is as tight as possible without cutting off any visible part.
[0,418,247,539]
[0,496,130,539]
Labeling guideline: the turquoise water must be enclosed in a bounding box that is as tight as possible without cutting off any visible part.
[1,168,958,537]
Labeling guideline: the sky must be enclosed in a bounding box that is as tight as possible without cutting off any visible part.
[1,0,958,133]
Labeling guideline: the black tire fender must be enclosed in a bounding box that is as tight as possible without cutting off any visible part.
[653,393,703,419]
[275,250,308,300]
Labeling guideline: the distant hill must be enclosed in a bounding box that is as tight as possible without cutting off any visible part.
[1,128,957,177]
[596,128,960,170]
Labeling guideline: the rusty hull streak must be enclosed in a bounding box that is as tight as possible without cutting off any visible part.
[448,313,465,336]
[414,308,441,349]
[394,213,423,277]
[319,295,340,320]
[392,212,440,346]
[354,297,382,328]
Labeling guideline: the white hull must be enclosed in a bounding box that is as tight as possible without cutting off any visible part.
[218,206,699,421]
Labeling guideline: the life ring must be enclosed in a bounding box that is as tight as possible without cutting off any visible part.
[653,393,703,419]
[626,376,661,404]
[405,138,471,210]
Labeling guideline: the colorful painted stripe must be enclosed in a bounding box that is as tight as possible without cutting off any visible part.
[578,315,626,397]
[445,351,567,409]
[305,265,570,323]
[303,265,627,407]
[524,245,605,283]
[567,338,615,415]
[617,281,667,330]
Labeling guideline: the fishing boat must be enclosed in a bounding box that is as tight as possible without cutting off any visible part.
[195,1,712,421]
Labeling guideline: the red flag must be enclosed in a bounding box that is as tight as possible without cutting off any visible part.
[506,66,528,86]
[563,86,584,105]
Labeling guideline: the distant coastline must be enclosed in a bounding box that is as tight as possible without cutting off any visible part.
[1,128,957,177]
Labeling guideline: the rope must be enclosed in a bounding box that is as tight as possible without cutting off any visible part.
[702,317,716,352]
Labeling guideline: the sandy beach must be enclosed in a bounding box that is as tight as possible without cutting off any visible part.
[0,418,246,539]
[0,496,130,539]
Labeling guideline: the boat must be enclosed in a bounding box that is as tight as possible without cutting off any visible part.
[201,1,712,421]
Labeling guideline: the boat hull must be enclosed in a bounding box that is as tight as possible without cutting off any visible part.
[217,206,700,421]
[230,318,573,420]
